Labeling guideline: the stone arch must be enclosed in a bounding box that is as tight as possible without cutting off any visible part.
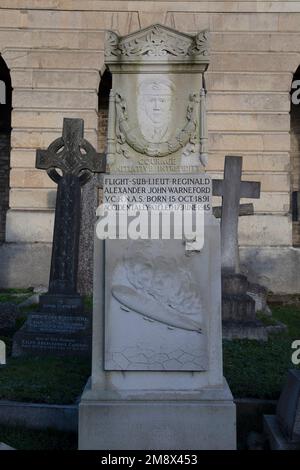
[0,55,12,242]
[78,68,112,294]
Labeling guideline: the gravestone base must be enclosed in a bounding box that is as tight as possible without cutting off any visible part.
[12,310,91,357]
[222,273,256,323]
[222,273,274,340]
[264,415,300,450]
[222,293,256,322]
[78,379,236,450]
[222,320,268,341]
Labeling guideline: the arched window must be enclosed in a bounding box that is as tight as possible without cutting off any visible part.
[0,56,12,242]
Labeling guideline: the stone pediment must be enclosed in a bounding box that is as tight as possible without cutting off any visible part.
[105,24,209,63]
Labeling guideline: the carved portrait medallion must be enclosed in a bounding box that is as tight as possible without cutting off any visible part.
[137,78,174,144]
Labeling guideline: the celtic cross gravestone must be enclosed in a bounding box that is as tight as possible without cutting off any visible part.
[13,118,106,356]
[36,118,106,311]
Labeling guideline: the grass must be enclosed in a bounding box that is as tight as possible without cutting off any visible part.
[1,290,300,403]
[223,304,300,400]
[0,289,32,295]
[0,288,33,304]
[0,290,90,449]
[0,357,90,404]
[0,425,77,450]
[272,304,300,338]
[0,294,299,450]
[83,295,93,311]
[0,289,91,404]
[256,311,277,326]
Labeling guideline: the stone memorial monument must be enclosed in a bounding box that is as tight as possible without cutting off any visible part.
[264,369,300,450]
[13,118,106,356]
[79,24,236,450]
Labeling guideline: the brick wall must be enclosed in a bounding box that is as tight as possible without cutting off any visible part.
[0,1,298,248]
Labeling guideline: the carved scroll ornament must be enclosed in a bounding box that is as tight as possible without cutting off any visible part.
[105,25,209,59]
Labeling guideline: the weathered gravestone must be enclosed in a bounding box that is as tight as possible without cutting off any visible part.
[13,118,106,356]
[212,156,273,339]
[264,369,300,450]
[78,24,236,450]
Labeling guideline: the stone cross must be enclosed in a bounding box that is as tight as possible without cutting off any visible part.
[36,118,106,304]
[213,155,260,274]
[212,203,254,220]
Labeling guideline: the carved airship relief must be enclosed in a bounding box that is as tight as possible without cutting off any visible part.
[111,252,204,333]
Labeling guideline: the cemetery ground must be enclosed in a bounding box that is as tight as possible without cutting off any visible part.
[0,289,299,449]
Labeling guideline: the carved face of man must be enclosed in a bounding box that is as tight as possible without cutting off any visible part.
[138,79,174,144]
[144,93,172,126]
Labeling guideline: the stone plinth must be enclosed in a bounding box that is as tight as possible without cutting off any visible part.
[79,216,236,449]
[79,381,236,450]
[222,273,256,322]
[221,272,273,341]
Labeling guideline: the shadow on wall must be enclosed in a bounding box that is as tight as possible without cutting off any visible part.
[291,66,300,247]
[0,55,11,244]
[78,69,112,295]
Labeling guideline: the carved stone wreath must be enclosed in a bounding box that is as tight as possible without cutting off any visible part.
[115,92,199,158]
